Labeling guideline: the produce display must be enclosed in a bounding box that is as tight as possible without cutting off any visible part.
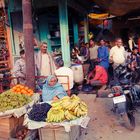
[0,90,32,112]
[11,84,34,96]
[47,95,88,123]
[47,107,65,122]
[28,103,52,122]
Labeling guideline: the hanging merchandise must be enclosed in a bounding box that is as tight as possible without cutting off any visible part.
[88,32,94,39]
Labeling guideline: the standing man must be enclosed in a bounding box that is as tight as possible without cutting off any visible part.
[12,50,26,84]
[35,42,56,76]
[97,39,109,70]
[89,38,99,61]
[110,38,126,69]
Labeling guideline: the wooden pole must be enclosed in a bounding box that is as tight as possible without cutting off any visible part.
[22,0,35,90]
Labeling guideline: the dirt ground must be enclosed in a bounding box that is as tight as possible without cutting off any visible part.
[78,93,140,140]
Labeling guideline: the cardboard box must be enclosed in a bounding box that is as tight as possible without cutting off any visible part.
[39,125,81,140]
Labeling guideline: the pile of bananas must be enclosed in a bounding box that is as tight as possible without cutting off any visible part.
[65,110,77,120]
[47,107,65,122]
[73,101,88,117]
[47,95,88,122]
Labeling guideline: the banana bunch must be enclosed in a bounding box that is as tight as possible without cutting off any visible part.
[74,101,88,117]
[60,96,72,110]
[47,108,65,123]
[70,94,81,101]
[60,95,81,110]
[64,110,77,121]
[51,100,62,108]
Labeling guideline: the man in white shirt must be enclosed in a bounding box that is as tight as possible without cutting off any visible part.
[35,42,56,76]
[110,38,126,69]
[89,38,99,61]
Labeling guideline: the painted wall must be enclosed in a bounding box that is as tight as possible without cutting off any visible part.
[11,12,40,57]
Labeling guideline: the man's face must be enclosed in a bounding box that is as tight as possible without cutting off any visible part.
[133,49,138,54]
[21,54,25,59]
[41,44,47,53]
[100,40,105,46]
[89,40,94,46]
[116,39,123,47]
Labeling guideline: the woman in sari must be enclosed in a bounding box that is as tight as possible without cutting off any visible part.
[42,75,67,101]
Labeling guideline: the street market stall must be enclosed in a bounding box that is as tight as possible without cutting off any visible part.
[0,84,40,139]
[24,95,90,140]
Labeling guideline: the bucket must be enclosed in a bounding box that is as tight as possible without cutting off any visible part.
[71,64,84,83]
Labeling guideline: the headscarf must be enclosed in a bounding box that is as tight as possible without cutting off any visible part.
[42,75,67,101]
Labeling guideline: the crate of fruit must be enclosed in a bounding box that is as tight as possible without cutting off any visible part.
[0,84,40,118]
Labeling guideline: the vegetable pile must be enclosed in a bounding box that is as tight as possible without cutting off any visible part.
[11,84,33,96]
[0,90,32,112]
[28,103,52,121]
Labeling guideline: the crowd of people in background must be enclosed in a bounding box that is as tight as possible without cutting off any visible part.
[72,37,140,88]
[12,35,140,94]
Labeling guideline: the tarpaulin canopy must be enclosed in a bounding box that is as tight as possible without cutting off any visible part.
[88,13,115,20]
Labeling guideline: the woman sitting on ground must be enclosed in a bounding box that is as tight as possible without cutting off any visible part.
[42,75,67,101]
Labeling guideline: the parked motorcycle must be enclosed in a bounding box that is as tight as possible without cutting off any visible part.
[109,85,135,130]
[108,64,137,130]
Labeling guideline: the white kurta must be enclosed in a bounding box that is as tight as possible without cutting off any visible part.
[110,46,126,64]
[41,53,51,76]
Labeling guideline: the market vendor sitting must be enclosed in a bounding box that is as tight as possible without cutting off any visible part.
[42,75,67,101]
[87,63,108,89]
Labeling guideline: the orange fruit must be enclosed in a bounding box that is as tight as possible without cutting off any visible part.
[27,89,32,93]
[17,92,21,94]
[22,90,28,94]
[12,86,17,90]
[16,84,21,88]
[24,87,29,91]
[19,85,24,89]
[20,89,25,94]
[16,88,21,92]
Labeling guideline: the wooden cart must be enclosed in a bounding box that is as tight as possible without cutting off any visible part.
[38,125,81,140]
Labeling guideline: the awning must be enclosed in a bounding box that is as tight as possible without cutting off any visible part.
[88,13,115,20]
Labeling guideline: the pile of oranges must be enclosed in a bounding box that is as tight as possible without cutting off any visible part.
[11,84,34,96]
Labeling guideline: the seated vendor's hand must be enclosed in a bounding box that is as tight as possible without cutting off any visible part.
[53,96,59,101]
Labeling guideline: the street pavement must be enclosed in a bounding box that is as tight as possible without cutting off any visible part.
[78,93,140,140]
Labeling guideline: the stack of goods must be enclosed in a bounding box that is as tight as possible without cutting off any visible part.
[28,103,52,122]
[0,90,32,112]
[47,95,88,122]
[11,84,34,96]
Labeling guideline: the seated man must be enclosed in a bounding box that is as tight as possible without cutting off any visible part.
[87,64,108,89]
[42,75,67,101]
